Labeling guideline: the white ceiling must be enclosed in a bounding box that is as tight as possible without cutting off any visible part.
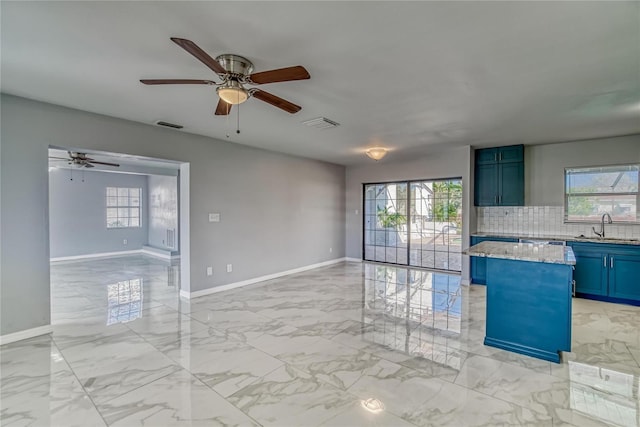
[3,2,639,166]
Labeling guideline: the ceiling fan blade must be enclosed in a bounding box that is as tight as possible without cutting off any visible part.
[170,38,227,75]
[48,156,69,160]
[214,99,232,115]
[249,66,310,84]
[84,163,95,168]
[90,161,120,167]
[140,79,216,85]
[251,89,301,114]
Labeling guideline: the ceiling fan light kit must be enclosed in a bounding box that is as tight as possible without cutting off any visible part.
[217,81,248,105]
[140,38,310,115]
[366,147,388,161]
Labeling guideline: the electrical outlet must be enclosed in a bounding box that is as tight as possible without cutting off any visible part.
[329,247,333,253]
[226,264,233,273]
[206,267,213,276]
[123,239,127,245]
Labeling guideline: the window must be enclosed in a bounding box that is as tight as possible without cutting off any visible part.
[106,187,141,228]
[565,164,639,223]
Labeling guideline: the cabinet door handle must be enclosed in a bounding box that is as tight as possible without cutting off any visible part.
[495,195,498,204]
[603,256,607,268]
[499,152,502,161]
[498,195,502,204]
[494,153,497,161]
[611,257,614,269]
[572,280,576,297]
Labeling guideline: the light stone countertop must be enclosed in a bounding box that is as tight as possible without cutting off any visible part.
[471,232,640,246]
[464,241,577,265]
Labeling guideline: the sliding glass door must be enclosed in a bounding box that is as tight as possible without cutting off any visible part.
[363,178,462,272]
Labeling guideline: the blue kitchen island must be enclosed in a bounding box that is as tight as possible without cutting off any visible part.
[464,241,576,363]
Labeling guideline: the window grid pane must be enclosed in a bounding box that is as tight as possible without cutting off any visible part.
[363,179,462,272]
[565,164,639,223]
[106,187,142,228]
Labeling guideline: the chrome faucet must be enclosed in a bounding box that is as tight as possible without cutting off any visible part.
[592,213,612,238]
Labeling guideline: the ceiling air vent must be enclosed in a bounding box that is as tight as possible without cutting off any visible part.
[155,121,184,130]
[302,117,340,130]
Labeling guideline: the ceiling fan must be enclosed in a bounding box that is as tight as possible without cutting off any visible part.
[140,38,310,115]
[49,152,120,169]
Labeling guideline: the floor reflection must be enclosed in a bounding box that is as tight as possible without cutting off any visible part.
[106,278,143,325]
[569,361,639,427]
[362,263,462,365]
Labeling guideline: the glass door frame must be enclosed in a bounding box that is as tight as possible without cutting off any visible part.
[362,177,463,272]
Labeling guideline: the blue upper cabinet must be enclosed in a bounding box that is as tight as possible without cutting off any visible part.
[474,145,524,206]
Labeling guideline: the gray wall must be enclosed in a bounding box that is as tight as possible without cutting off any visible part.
[147,175,178,250]
[49,170,148,258]
[345,146,474,281]
[0,94,345,336]
[525,134,640,206]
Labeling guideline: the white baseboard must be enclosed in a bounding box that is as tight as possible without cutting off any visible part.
[141,248,180,260]
[0,325,53,346]
[345,257,362,263]
[461,279,471,286]
[182,257,347,299]
[50,249,142,262]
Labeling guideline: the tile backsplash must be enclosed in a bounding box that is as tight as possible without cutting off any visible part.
[477,206,640,239]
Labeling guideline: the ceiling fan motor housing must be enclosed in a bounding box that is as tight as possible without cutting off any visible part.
[216,54,254,78]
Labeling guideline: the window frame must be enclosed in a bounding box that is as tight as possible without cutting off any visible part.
[106,187,142,229]
[564,163,639,224]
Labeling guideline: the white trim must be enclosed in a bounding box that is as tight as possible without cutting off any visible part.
[345,257,362,263]
[182,258,347,299]
[0,325,52,346]
[141,248,180,260]
[461,279,471,286]
[50,249,142,262]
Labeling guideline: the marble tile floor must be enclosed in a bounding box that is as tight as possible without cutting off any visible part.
[1,255,640,426]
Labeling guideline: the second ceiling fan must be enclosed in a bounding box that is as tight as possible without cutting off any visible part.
[140,38,310,115]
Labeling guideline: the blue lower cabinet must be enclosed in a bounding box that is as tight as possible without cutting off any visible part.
[609,253,640,301]
[470,236,518,285]
[571,247,607,296]
[569,242,640,305]
[484,258,572,363]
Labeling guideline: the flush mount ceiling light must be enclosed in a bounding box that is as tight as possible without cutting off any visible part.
[366,147,388,161]
[216,80,248,105]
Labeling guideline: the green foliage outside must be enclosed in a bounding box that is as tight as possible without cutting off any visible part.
[432,181,462,228]
[377,206,406,229]
[568,197,594,217]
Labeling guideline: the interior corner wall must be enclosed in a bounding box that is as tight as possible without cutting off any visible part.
[49,170,148,258]
[0,94,346,336]
[147,174,178,251]
[345,145,472,281]
[525,134,640,206]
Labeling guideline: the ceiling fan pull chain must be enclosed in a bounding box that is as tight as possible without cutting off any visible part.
[69,168,73,181]
[236,101,240,134]
[82,169,85,182]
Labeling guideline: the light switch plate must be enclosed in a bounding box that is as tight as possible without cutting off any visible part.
[208,213,220,222]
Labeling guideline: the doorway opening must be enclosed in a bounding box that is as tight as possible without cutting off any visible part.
[47,146,190,323]
[363,178,463,272]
